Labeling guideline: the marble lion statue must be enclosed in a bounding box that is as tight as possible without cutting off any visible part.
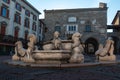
[25,34,37,62]
[69,32,84,63]
[12,41,27,61]
[95,37,116,61]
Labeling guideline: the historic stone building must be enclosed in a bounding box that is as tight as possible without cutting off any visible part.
[107,10,120,54]
[38,19,46,49]
[0,0,42,55]
[44,3,108,54]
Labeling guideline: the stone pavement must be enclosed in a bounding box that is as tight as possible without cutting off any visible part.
[1,56,120,80]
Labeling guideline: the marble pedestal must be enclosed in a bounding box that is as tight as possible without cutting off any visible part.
[99,55,116,61]
[32,50,71,64]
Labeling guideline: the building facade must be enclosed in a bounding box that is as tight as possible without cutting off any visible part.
[0,0,41,55]
[44,3,108,54]
[38,19,46,49]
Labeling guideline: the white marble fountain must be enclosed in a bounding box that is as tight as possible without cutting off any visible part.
[11,31,116,67]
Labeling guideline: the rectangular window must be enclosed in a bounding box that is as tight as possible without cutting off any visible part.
[32,22,36,31]
[16,3,21,11]
[14,13,21,24]
[24,18,30,28]
[107,29,113,33]
[33,15,37,21]
[67,25,77,31]
[68,17,77,22]
[55,26,61,32]
[25,10,30,17]
[3,0,10,4]
[1,6,9,18]
[85,25,91,32]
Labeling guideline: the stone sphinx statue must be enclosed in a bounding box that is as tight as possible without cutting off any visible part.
[95,37,116,61]
[12,41,27,61]
[12,34,37,62]
[69,32,84,63]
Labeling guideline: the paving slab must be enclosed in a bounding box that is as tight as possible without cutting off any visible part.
[1,56,120,80]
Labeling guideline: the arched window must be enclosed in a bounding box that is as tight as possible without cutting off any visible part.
[0,21,7,35]
[14,27,19,38]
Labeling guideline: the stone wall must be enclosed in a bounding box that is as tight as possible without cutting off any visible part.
[44,7,107,44]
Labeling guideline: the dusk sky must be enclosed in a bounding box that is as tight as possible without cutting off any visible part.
[27,0,120,25]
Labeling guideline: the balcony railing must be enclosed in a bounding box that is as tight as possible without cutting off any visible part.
[65,31,77,35]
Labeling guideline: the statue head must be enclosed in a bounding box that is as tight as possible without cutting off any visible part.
[107,37,113,40]
[27,34,37,44]
[15,41,23,47]
[54,31,60,39]
[72,32,82,41]
[98,44,103,49]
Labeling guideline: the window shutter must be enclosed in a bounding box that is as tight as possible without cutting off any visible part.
[25,33,28,40]
[24,19,26,26]
[1,26,6,35]
[0,7,1,16]
[14,14,16,22]
[20,6,22,11]
[32,23,34,30]
[35,25,36,31]
[8,0,10,4]
[1,7,3,16]
[19,16,21,24]
[29,12,30,17]
[28,21,30,28]
[14,30,18,38]
[7,9,9,18]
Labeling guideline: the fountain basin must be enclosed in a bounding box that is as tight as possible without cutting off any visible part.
[43,40,72,50]
[32,50,71,64]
